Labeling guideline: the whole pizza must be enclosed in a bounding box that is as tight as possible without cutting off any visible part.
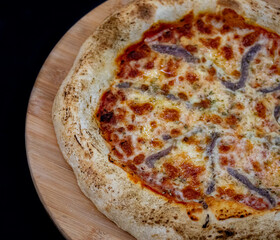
[52,0,280,239]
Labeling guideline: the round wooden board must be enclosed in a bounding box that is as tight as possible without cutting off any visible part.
[25,0,135,239]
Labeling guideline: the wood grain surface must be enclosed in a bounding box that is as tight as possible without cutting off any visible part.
[25,0,135,239]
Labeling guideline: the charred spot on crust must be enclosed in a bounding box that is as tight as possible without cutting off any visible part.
[74,134,83,148]
[217,0,240,10]
[215,228,236,238]
[100,112,114,123]
[225,230,235,237]
[136,3,155,21]
[202,214,210,228]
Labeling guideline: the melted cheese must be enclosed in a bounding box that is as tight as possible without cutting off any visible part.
[97,9,280,210]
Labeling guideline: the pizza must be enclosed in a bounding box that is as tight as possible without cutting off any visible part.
[52,0,280,239]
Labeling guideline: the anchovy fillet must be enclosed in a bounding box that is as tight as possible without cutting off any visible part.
[145,145,173,168]
[259,83,280,93]
[116,82,131,88]
[206,181,215,195]
[222,44,262,91]
[151,44,198,63]
[205,132,220,195]
[207,132,220,155]
[227,167,276,207]
[166,94,178,100]
[162,134,172,141]
[275,105,280,123]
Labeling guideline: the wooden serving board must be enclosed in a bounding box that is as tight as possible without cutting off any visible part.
[25,0,135,239]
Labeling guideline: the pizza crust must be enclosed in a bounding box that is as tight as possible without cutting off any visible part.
[52,0,280,239]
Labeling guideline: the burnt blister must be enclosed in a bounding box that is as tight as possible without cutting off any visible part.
[100,111,114,123]
[202,214,210,228]
[150,44,198,63]
[145,145,173,168]
[227,167,276,207]
[222,44,262,91]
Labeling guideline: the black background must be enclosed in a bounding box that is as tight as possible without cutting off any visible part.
[1,1,105,239]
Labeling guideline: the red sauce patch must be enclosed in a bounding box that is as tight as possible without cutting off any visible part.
[162,59,179,77]
[120,138,133,157]
[222,9,247,29]
[98,90,117,113]
[234,102,244,110]
[163,163,179,178]
[206,66,217,81]
[252,161,262,172]
[185,72,199,83]
[127,124,135,131]
[151,139,163,148]
[242,32,260,47]
[200,37,221,49]
[127,50,146,61]
[219,144,231,153]
[208,66,216,76]
[221,45,233,60]
[219,155,235,167]
[196,18,212,34]
[133,154,145,165]
[171,128,181,137]
[150,121,157,128]
[269,64,280,75]
[129,103,154,115]
[161,108,180,121]
[182,186,201,200]
[218,187,269,210]
[241,196,269,210]
[117,127,125,133]
[178,92,188,100]
[182,135,200,145]
[144,61,154,69]
[225,114,238,127]
[128,68,141,78]
[185,44,197,53]
[176,11,194,38]
[194,99,211,109]
[137,137,146,144]
[220,24,231,34]
[115,107,127,122]
[180,162,205,180]
[112,148,123,160]
[269,40,278,56]
[161,84,170,94]
[255,102,266,119]
[140,84,149,91]
[202,114,223,124]
[116,43,150,79]
[232,70,241,78]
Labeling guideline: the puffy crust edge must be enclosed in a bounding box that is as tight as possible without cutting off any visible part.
[52,0,280,239]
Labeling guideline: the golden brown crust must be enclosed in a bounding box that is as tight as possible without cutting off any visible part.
[53,0,280,239]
